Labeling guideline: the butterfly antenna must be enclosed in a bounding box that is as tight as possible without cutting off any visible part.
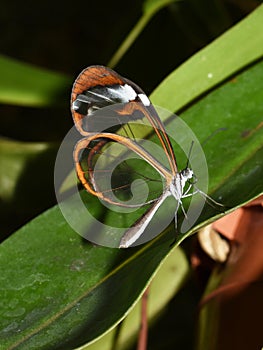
[186,141,194,168]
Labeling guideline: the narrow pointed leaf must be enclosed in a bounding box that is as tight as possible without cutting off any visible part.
[0,55,70,107]
[151,5,263,112]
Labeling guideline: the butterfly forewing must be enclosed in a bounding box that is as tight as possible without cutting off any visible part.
[71,66,178,176]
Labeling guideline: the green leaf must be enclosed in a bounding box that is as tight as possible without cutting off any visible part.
[0,207,179,350]
[0,139,59,239]
[79,247,189,350]
[151,4,263,112]
[0,55,70,107]
[178,60,263,217]
[0,139,52,201]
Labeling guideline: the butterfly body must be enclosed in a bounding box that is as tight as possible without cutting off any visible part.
[71,66,199,248]
[119,169,195,248]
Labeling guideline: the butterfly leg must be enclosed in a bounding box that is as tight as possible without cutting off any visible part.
[192,185,225,211]
[170,198,189,247]
[182,182,194,197]
[171,186,197,245]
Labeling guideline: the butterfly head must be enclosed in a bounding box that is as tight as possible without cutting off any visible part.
[180,168,196,185]
[178,140,198,192]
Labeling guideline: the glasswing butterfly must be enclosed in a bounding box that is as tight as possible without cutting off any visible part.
[71,66,216,248]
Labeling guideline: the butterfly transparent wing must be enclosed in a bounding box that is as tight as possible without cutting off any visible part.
[74,132,169,208]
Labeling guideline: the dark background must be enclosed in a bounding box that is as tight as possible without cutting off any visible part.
[1,0,259,142]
